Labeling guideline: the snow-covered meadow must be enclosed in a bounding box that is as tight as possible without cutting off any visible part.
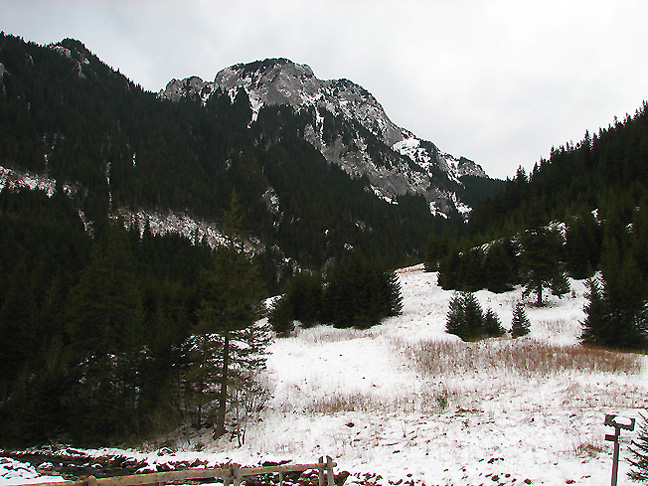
[2,264,647,485]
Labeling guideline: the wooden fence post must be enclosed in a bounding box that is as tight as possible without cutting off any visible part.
[317,457,325,486]
[231,464,242,486]
[326,456,334,486]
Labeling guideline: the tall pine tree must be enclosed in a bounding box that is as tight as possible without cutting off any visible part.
[192,195,267,437]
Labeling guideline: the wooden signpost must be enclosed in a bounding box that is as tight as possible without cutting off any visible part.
[604,414,635,486]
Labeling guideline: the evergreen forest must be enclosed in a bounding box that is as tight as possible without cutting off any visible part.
[0,34,433,445]
[0,34,451,274]
[430,101,648,350]
[2,31,648,449]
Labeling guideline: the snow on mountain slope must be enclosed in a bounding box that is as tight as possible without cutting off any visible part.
[160,59,488,219]
[4,265,646,486]
[0,165,233,250]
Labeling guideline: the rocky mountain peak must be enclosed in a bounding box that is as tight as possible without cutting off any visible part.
[159,58,489,219]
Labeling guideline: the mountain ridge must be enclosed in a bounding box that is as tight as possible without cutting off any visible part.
[0,34,502,270]
[159,57,488,219]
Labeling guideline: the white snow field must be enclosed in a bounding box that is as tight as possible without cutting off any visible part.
[2,264,647,485]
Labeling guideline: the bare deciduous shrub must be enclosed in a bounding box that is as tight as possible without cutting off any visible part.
[229,378,271,446]
[574,441,605,458]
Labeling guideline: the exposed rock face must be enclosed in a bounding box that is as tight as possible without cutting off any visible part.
[160,58,488,218]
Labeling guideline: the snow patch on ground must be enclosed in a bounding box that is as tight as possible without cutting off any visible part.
[2,265,647,486]
[0,458,63,485]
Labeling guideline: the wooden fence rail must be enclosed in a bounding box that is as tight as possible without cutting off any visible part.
[25,456,336,486]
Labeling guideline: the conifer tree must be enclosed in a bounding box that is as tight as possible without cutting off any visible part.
[580,278,610,347]
[192,195,267,437]
[565,214,600,279]
[446,293,507,341]
[484,241,516,293]
[511,301,531,338]
[425,231,452,271]
[446,291,484,341]
[550,271,571,299]
[598,242,648,350]
[483,308,505,338]
[438,251,460,290]
[628,411,648,482]
[520,227,565,306]
[445,292,466,338]
[320,251,402,329]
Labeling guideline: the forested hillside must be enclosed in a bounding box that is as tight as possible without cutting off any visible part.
[0,34,473,272]
[469,104,648,237]
[430,101,648,350]
[0,34,438,445]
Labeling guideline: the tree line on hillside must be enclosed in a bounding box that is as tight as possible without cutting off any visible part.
[0,33,452,272]
[0,185,405,446]
[432,204,648,350]
[0,189,271,445]
[435,101,648,351]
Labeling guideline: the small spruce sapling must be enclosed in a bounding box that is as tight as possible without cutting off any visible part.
[511,301,531,338]
[483,308,505,338]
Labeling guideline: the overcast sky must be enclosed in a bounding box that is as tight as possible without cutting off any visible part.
[2,0,647,179]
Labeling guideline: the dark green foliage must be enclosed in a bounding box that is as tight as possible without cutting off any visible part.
[484,240,517,293]
[580,273,647,351]
[0,189,90,443]
[483,308,505,338]
[424,231,452,271]
[580,278,612,347]
[565,213,601,279]
[438,237,519,294]
[550,271,572,298]
[437,250,461,290]
[66,225,138,355]
[446,292,478,340]
[321,253,403,329]
[437,247,488,292]
[196,247,265,335]
[0,187,268,445]
[629,411,648,482]
[270,253,403,332]
[459,174,506,208]
[268,272,323,333]
[192,200,268,437]
[519,227,569,306]
[267,294,294,335]
[446,292,503,341]
[511,302,531,338]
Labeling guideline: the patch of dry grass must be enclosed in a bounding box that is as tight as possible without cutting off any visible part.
[396,338,643,378]
[278,388,453,415]
[276,337,646,417]
[296,326,375,343]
